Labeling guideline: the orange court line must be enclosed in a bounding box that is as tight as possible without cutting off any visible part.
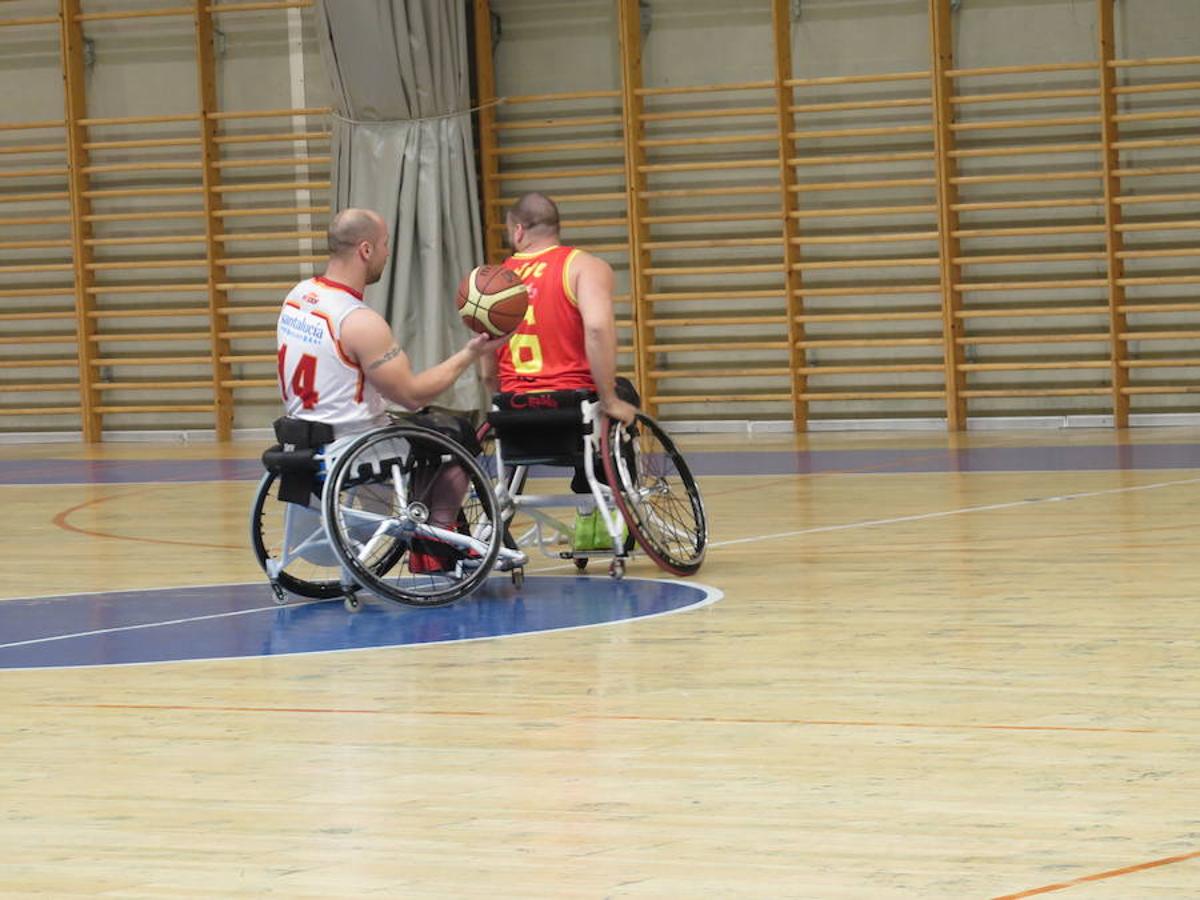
[992,849,1200,898]
[51,489,243,551]
[28,703,1160,734]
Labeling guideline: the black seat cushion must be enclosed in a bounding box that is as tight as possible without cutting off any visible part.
[487,390,596,467]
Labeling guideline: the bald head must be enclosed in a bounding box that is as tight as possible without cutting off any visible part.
[327,208,386,258]
[507,192,560,237]
[323,207,389,287]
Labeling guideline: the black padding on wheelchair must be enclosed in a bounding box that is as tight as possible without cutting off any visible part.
[487,390,595,466]
[401,408,483,457]
[264,417,334,504]
[273,416,334,449]
[349,455,412,486]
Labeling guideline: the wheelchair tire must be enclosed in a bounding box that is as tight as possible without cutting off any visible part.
[251,471,407,601]
[600,412,707,576]
[250,471,345,600]
[322,425,504,607]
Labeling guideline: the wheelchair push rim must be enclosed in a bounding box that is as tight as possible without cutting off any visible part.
[600,412,707,576]
[322,425,504,607]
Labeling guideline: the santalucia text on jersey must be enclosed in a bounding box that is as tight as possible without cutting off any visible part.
[279,311,325,345]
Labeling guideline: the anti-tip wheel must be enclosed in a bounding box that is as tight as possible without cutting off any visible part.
[511,568,525,589]
[608,558,625,580]
[270,582,287,605]
[574,557,589,571]
[343,592,361,613]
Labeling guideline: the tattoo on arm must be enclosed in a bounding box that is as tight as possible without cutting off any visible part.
[367,345,402,371]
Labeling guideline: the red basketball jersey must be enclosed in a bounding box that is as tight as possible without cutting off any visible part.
[497,245,593,392]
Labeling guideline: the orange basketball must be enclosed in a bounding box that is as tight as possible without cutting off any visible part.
[455,265,529,338]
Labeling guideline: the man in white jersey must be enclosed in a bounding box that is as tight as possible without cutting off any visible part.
[277,207,503,435]
[276,208,505,573]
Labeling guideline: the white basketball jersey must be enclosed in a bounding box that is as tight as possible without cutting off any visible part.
[276,276,387,434]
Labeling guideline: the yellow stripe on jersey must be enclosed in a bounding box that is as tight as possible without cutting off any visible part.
[562,248,581,306]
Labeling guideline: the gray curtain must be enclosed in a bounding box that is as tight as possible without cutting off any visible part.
[315,0,484,412]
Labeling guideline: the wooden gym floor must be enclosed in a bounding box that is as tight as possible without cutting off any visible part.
[1,427,1198,898]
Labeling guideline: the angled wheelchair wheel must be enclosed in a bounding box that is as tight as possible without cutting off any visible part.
[250,471,344,600]
[600,413,707,576]
[322,425,503,607]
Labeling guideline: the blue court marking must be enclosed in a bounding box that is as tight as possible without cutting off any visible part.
[0,576,721,670]
[3,442,1200,485]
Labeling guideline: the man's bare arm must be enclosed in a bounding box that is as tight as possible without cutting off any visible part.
[366,344,403,371]
[573,252,637,424]
[478,346,500,397]
[341,307,503,410]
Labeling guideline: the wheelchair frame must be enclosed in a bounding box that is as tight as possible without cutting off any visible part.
[252,421,523,610]
[252,398,707,609]
[489,398,633,578]
[484,395,708,580]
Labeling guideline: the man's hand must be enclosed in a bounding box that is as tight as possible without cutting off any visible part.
[601,395,638,426]
[465,331,510,358]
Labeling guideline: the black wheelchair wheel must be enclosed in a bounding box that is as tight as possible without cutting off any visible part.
[600,413,707,576]
[251,471,409,601]
[250,471,345,600]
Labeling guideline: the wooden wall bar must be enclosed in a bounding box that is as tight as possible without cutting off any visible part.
[473,0,1200,430]
[0,0,329,438]
[1108,46,1200,410]
[0,6,81,433]
[2,1,1198,436]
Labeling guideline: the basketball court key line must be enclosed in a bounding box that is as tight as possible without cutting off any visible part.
[0,582,723,666]
[991,848,1200,899]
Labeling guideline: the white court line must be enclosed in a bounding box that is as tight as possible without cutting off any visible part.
[0,602,315,651]
[709,475,1200,548]
[0,580,723,666]
[6,474,1198,656]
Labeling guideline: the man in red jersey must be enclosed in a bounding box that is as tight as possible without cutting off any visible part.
[480,192,638,426]
[480,193,639,549]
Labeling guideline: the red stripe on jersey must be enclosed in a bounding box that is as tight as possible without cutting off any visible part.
[314,276,364,301]
[310,309,366,402]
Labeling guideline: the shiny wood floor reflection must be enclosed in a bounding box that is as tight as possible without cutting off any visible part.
[2,428,1199,897]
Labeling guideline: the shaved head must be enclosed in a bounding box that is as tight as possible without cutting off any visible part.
[506,192,560,237]
[327,208,386,257]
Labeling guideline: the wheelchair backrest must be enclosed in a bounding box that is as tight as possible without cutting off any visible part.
[487,389,596,467]
[262,416,335,504]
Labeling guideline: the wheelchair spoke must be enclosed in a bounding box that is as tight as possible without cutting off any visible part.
[391,461,407,507]
[355,521,397,564]
[601,413,707,575]
[321,424,504,606]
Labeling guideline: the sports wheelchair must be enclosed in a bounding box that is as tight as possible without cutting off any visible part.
[482,389,707,581]
[250,394,707,609]
[251,416,525,610]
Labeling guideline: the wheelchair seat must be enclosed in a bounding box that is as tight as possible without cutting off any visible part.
[481,392,708,579]
[486,389,595,467]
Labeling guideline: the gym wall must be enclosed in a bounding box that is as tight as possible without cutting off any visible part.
[1,0,1198,437]
[0,0,329,439]
[479,0,1200,429]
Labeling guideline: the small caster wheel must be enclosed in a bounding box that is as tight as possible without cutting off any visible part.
[270,582,287,605]
[343,592,361,613]
[574,557,589,572]
[511,568,525,589]
[608,558,625,580]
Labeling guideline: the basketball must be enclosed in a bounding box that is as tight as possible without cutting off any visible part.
[456,265,529,338]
